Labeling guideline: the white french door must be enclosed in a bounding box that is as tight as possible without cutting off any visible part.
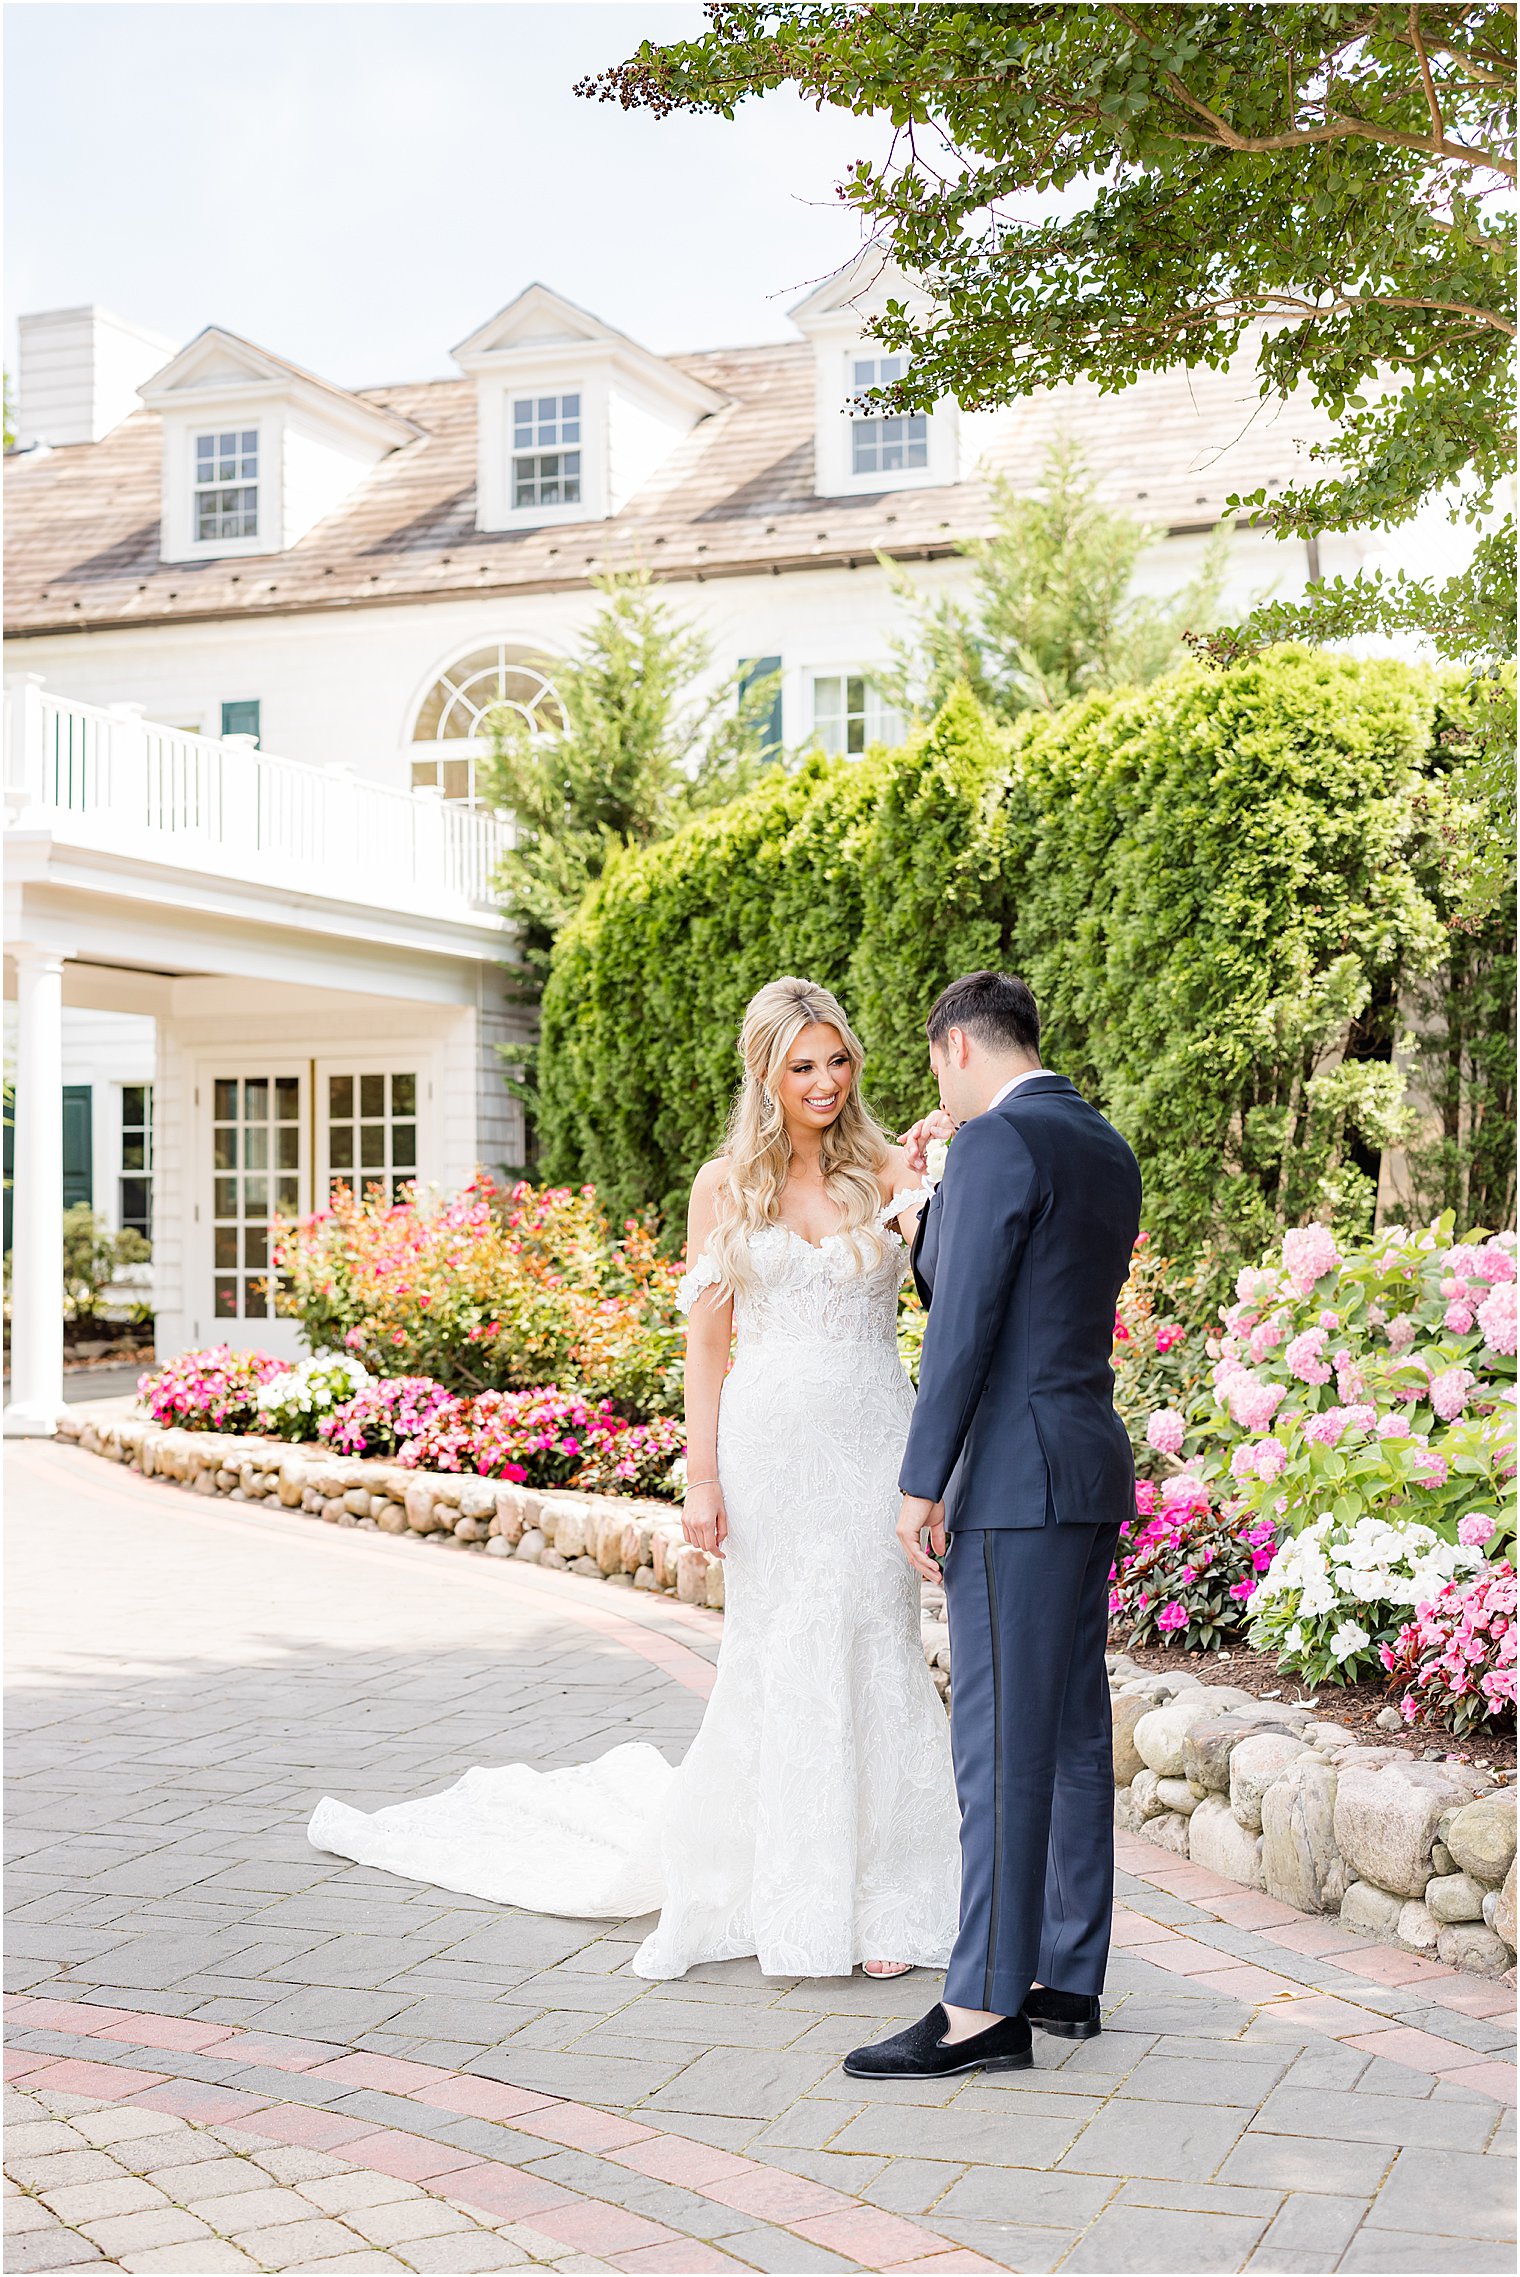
[207,1067,308,1323]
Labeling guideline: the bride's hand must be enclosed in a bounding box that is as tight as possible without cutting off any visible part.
[899,1109,955,1177]
[682,1479,727,1559]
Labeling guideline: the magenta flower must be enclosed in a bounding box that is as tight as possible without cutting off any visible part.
[1157,1601,1188,1634]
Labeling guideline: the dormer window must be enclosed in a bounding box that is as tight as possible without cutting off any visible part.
[849,356,926,477]
[140,327,418,565]
[511,393,581,508]
[194,429,259,540]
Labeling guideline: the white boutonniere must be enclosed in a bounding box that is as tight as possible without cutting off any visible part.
[925,1136,950,1187]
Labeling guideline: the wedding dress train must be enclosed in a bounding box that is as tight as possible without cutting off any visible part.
[308,1195,962,1980]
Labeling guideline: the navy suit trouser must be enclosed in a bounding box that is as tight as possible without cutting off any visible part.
[941,1517,1121,2016]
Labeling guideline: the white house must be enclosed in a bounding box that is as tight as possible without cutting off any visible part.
[3,262,1453,1430]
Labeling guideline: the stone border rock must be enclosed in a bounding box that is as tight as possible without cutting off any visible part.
[61,1407,1513,1980]
[1108,1650,1517,1980]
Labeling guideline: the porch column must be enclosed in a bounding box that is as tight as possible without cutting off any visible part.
[4,944,66,1436]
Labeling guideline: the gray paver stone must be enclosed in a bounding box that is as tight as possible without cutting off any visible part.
[934,2164,1116,2227]
[1339,2236,1518,2273]
[39,2184,166,2228]
[1062,2203,1272,2272]
[1253,2084,1498,2153]
[1217,2133,1395,2197]
[831,2102,1083,2166]
[2,2232,108,2274]
[1060,2098,1249,2181]
[1363,2144,1517,2240]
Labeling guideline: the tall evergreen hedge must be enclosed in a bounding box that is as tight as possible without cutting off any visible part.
[539,653,1514,1269]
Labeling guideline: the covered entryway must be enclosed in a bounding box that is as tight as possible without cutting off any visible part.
[4,679,525,1431]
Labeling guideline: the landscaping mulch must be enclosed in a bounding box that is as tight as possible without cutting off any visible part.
[1113,1633,1517,1781]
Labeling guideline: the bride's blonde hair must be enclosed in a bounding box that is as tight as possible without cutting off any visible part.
[708,976,893,1293]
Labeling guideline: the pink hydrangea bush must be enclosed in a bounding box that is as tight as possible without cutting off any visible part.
[138,1345,285,1431]
[1379,1562,1517,1736]
[1148,1215,1516,1580]
[1108,1476,1278,1652]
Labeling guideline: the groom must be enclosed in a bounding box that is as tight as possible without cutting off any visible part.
[846,971,1141,2079]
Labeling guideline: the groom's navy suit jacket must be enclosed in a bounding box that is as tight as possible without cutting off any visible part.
[899,1074,1142,1530]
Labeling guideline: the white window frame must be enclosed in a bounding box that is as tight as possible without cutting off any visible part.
[510,392,582,511]
[316,1061,431,1208]
[847,353,928,479]
[473,368,607,531]
[119,1082,153,1243]
[809,670,907,756]
[809,329,958,498]
[193,427,260,543]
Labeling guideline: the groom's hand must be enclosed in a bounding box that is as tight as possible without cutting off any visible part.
[897,1494,946,1584]
[899,1109,955,1177]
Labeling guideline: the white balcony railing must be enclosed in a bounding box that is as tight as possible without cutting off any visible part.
[4,678,510,919]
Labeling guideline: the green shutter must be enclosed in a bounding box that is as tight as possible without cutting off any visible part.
[62,1086,93,1210]
[220,700,261,744]
[739,656,783,755]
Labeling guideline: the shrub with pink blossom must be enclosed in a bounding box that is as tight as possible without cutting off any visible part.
[138,1345,285,1431]
[1111,1234,1215,1465]
[1108,1478,1278,1653]
[1379,1563,1517,1736]
[1167,1216,1516,1582]
[320,1377,457,1457]
[393,1382,685,1497]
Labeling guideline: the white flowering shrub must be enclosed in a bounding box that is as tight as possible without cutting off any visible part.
[255,1352,373,1443]
[1248,1512,1487,1688]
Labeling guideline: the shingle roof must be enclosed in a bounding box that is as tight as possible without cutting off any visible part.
[3,339,1337,638]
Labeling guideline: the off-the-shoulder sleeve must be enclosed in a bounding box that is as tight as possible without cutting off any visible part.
[676,1252,726,1316]
[876,1185,935,1228]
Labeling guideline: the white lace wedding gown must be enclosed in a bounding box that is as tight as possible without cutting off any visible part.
[307,1195,962,1980]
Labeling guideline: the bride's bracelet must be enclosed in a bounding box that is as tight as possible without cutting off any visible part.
[684,1476,719,1491]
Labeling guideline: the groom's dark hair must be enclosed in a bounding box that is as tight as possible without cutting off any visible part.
[927,970,1041,1057]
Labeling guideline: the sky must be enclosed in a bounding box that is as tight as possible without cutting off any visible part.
[4,0,891,386]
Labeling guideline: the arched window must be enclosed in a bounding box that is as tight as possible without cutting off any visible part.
[409,642,561,805]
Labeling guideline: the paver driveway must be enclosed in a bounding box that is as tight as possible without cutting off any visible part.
[5,1437,1516,2276]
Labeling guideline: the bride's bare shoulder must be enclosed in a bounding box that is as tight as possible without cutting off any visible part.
[878,1142,916,1203]
[691,1155,732,1200]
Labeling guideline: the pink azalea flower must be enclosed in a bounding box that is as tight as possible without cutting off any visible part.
[1157,1601,1189,1633]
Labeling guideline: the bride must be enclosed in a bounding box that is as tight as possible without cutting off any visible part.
[309,976,962,1981]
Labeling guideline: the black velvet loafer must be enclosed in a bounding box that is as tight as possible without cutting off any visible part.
[842,2003,1032,2079]
[1022,1987,1102,2039]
